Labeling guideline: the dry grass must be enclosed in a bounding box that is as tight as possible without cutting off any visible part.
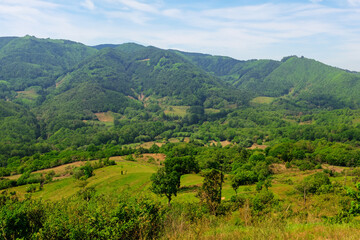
[16,89,38,99]
[209,140,233,147]
[139,141,164,148]
[95,111,114,122]
[161,208,360,240]
[110,153,166,165]
[248,143,268,150]
[5,161,92,180]
[138,58,150,62]
[299,120,312,125]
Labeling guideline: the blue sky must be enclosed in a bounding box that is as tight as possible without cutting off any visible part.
[1,0,360,71]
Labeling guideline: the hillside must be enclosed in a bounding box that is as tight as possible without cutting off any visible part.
[180,52,360,109]
[0,36,96,93]
[1,36,360,165]
[3,36,360,239]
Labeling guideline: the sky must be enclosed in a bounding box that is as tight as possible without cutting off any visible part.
[1,0,360,71]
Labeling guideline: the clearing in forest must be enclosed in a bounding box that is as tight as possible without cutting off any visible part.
[95,112,114,122]
[164,106,189,117]
[250,96,275,104]
[16,89,39,100]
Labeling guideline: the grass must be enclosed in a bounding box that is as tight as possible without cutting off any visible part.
[9,161,158,200]
[7,160,360,239]
[205,108,221,114]
[250,96,275,105]
[164,106,189,117]
[95,111,115,123]
[16,89,39,100]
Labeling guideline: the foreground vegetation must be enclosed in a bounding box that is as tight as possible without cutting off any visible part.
[2,142,360,239]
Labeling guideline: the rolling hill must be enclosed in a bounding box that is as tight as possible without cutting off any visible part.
[180,52,360,108]
[1,35,360,160]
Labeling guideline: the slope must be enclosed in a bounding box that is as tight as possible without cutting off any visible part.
[180,51,360,109]
[0,36,97,92]
[40,44,251,121]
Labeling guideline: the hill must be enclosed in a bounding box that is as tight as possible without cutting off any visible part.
[1,36,360,167]
[0,36,96,94]
[179,52,360,109]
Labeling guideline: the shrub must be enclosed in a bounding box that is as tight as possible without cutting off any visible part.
[296,172,332,195]
[0,179,17,190]
[26,184,37,193]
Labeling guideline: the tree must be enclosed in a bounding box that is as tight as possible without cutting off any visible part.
[295,172,332,204]
[231,170,257,194]
[197,169,224,214]
[150,167,181,205]
[346,182,360,215]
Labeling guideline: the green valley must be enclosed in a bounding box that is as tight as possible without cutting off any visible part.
[2,36,360,239]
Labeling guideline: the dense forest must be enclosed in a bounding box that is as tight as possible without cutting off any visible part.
[2,36,360,239]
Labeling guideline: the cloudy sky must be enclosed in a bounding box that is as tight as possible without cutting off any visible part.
[1,0,360,71]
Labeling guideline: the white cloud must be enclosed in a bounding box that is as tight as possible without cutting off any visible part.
[110,0,159,13]
[348,0,360,6]
[105,10,151,24]
[81,0,95,10]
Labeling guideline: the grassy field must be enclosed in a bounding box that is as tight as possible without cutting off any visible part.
[10,160,159,201]
[10,158,351,207]
[95,111,115,123]
[250,96,275,105]
[164,106,189,117]
[16,89,39,100]
[7,158,360,239]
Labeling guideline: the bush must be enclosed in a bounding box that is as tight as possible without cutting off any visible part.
[296,172,332,195]
[0,179,17,190]
[73,162,93,180]
[251,189,277,215]
[285,162,291,169]
[26,184,37,193]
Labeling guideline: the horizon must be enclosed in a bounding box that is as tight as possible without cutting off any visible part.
[5,34,355,73]
[1,0,360,71]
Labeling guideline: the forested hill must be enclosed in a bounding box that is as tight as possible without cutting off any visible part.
[177,52,360,108]
[2,35,360,173]
[1,36,360,111]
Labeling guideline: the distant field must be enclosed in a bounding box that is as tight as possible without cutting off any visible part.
[16,89,39,100]
[164,106,189,117]
[353,118,360,124]
[5,160,90,180]
[250,96,275,104]
[95,111,114,122]
[248,143,268,150]
[210,140,232,147]
[205,108,221,114]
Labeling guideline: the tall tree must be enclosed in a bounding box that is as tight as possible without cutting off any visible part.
[197,169,224,214]
[150,167,181,205]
